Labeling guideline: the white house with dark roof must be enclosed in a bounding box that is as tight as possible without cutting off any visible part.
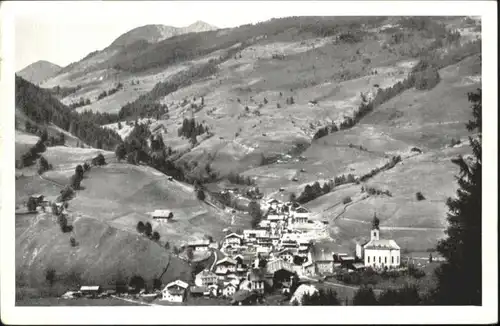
[195,269,218,287]
[215,257,238,275]
[292,206,310,224]
[358,214,401,269]
[161,280,189,302]
[223,233,243,248]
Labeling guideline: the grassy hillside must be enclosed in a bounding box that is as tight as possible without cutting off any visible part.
[16,214,192,299]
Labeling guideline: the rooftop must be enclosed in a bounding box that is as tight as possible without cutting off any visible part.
[165,280,189,289]
[216,257,237,266]
[197,269,217,278]
[312,249,334,262]
[150,209,172,217]
[188,239,210,246]
[224,233,243,239]
[190,286,209,294]
[364,239,400,250]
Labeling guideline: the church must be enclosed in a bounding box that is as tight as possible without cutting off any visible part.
[356,214,401,269]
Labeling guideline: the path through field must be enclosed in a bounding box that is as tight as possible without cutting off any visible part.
[110,295,160,306]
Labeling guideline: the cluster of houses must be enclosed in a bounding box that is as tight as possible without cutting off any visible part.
[55,194,402,305]
[158,198,403,304]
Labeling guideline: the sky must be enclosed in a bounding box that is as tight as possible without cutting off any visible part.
[12,1,325,71]
[9,1,489,72]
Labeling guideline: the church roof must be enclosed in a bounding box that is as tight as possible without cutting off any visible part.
[364,239,400,250]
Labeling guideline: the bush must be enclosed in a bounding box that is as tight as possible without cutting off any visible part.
[302,289,340,305]
[136,221,145,233]
[70,237,77,247]
[342,196,352,204]
[92,153,106,166]
[26,197,38,212]
[416,192,426,201]
[58,185,75,202]
[144,222,152,237]
[37,156,50,174]
[353,286,378,305]
[196,189,206,201]
[152,231,160,242]
[129,275,145,293]
[378,284,422,305]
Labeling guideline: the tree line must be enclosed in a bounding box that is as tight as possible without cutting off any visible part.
[97,82,124,101]
[312,39,481,141]
[15,76,123,151]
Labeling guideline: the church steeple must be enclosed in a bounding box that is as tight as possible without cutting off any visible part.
[371,213,380,240]
[372,213,380,230]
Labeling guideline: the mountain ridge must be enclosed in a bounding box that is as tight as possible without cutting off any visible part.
[17,60,62,85]
[109,21,218,48]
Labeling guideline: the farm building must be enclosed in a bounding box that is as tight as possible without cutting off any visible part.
[190,286,210,297]
[150,209,173,221]
[29,194,46,207]
[161,280,189,302]
[79,286,101,297]
[187,239,210,251]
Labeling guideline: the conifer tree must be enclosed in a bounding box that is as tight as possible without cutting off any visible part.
[430,88,482,305]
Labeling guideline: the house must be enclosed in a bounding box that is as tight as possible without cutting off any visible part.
[222,283,238,297]
[267,198,281,208]
[161,280,189,302]
[293,207,310,223]
[187,239,210,251]
[215,257,237,274]
[313,248,334,275]
[189,286,210,297]
[223,233,243,247]
[150,209,173,221]
[258,220,271,229]
[266,258,294,275]
[243,229,268,242]
[267,214,285,222]
[243,268,266,294]
[256,235,273,249]
[80,286,101,297]
[290,284,318,305]
[339,256,356,269]
[352,262,366,271]
[361,215,401,269]
[275,249,295,263]
[266,259,295,288]
[207,284,221,297]
[280,239,299,250]
[195,269,218,287]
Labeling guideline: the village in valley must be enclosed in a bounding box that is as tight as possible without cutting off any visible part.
[11,10,485,311]
[26,188,438,306]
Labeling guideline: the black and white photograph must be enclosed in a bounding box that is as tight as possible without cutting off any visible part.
[0,1,497,324]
